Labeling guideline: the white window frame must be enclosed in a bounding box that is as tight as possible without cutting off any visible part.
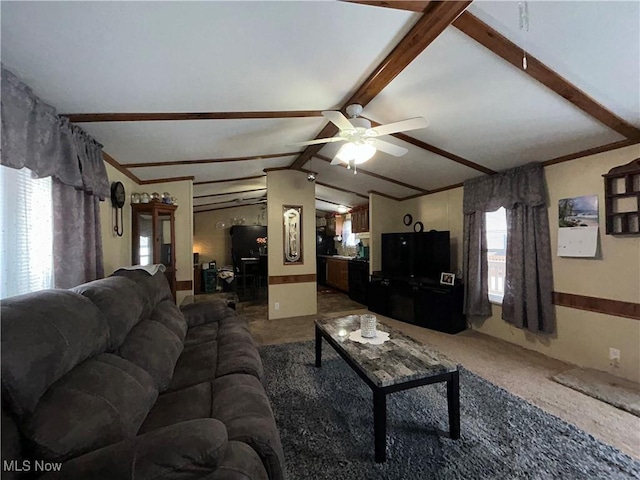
[486,207,507,305]
[0,166,54,298]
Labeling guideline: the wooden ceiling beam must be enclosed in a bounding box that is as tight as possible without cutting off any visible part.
[102,152,141,184]
[364,119,496,175]
[348,2,640,140]
[452,12,640,140]
[195,198,265,208]
[194,201,265,213]
[344,1,429,13]
[314,154,429,193]
[368,190,403,201]
[290,0,472,170]
[65,110,324,123]
[542,138,640,167]
[193,174,266,186]
[193,187,266,199]
[123,152,297,169]
[139,175,195,185]
[392,131,495,174]
[315,181,369,199]
[316,197,353,208]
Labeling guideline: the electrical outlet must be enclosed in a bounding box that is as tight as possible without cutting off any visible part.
[609,347,620,367]
[275,302,280,311]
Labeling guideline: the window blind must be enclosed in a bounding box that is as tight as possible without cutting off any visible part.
[0,166,53,298]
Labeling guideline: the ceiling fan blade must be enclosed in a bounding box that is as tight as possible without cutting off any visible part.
[374,138,408,157]
[322,110,355,131]
[289,136,345,147]
[330,154,344,166]
[370,117,429,136]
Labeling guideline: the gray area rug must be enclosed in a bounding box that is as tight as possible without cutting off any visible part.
[553,368,640,417]
[260,341,640,480]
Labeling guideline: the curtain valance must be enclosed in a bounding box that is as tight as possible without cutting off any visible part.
[1,67,109,200]
[463,162,547,214]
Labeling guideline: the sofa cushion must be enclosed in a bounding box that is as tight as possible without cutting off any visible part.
[168,341,219,392]
[139,383,213,434]
[26,353,158,461]
[151,300,188,343]
[181,301,237,328]
[139,377,282,480]
[184,322,219,349]
[1,290,109,416]
[71,276,147,350]
[210,374,285,480]
[118,320,183,391]
[112,270,173,316]
[216,320,263,380]
[40,419,230,480]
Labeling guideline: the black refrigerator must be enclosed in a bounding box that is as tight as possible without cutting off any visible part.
[230,225,267,259]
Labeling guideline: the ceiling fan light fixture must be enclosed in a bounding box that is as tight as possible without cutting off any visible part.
[336,142,376,164]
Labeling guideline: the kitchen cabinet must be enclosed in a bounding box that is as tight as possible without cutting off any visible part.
[132,202,177,300]
[326,215,344,237]
[326,257,349,291]
[351,206,369,233]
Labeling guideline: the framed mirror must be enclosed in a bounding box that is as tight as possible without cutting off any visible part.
[283,205,303,264]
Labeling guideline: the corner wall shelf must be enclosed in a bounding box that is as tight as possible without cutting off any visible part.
[603,158,640,235]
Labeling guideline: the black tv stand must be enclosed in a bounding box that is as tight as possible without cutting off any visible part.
[367,272,466,334]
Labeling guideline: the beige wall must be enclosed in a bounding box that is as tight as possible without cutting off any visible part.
[404,188,465,272]
[267,170,317,319]
[100,163,135,275]
[406,145,640,382]
[369,193,405,273]
[193,204,266,267]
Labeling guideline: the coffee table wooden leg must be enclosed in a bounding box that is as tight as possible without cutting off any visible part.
[315,326,322,368]
[373,390,387,463]
[447,370,460,439]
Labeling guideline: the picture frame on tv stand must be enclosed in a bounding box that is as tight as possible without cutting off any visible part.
[440,272,456,286]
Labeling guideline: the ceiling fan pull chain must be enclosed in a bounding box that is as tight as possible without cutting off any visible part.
[519,1,530,70]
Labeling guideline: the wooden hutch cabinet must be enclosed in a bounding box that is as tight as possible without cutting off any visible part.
[131,202,178,299]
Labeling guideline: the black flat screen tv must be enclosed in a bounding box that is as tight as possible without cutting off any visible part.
[381,231,450,279]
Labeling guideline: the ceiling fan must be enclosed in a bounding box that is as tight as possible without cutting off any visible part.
[291,104,429,169]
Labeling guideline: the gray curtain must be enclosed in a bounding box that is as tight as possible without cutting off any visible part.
[1,66,110,287]
[463,162,555,333]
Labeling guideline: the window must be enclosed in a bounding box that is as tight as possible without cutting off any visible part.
[486,207,507,304]
[0,166,53,298]
[342,218,357,247]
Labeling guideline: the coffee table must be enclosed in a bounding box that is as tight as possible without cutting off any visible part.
[315,315,460,463]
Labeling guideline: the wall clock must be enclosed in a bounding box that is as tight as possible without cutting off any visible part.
[110,181,125,237]
[413,221,424,233]
[403,214,413,226]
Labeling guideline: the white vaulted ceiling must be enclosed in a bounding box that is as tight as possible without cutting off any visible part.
[2,1,638,214]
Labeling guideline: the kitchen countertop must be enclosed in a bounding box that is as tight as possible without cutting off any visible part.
[317,254,369,262]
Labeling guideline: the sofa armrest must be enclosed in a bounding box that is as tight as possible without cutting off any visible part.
[181,301,237,328]
[41,419,228,480]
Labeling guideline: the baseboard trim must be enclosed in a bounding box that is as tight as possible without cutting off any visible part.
[553,292,640,320]
[269,274,317,285]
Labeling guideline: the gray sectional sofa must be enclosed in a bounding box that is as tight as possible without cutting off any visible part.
[1,269,284,480]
